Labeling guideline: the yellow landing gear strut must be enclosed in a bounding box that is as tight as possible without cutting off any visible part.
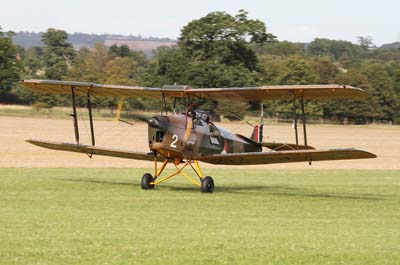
[140,157,214,193]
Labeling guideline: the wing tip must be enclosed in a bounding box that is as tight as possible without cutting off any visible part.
[357,150,377,159]
[26,139,38,145]
[342,148,377,159]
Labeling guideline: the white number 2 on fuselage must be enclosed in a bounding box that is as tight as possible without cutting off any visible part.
[170,134,178,148]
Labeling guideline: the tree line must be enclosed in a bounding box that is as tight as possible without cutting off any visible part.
[1,10,399,124]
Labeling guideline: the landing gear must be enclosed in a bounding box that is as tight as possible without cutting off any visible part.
[201,176,214,193]
[141,173,154,190]
[141,158,214,193]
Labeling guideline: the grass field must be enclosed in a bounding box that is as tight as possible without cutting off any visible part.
[1,168,399,265]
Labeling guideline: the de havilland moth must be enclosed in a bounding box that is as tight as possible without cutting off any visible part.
[20,80,376,193]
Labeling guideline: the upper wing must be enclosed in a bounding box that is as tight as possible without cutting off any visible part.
[194,149,376,165]
[183,84,369,100]
[26,139,164,162]
[20,79,186,99]
[20,80,368,100]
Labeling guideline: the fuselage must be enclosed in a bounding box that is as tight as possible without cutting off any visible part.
[148,114,261,162]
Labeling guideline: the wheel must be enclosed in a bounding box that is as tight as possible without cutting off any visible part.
[201,176,214,193]
[141,173,155,190]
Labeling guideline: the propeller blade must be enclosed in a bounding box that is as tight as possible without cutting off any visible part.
[117,113,169,131]
[122,113,152,123]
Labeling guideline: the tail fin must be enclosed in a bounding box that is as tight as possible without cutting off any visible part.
[250,104,264,143]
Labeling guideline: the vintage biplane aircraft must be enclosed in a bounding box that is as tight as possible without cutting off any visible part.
[20,79,376,193]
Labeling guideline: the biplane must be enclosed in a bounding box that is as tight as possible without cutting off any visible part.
[20,79,376,193]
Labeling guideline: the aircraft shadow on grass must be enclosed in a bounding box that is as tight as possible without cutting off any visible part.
[58,177,385,201]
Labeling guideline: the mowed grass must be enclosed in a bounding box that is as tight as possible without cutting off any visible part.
[1,168,399,265]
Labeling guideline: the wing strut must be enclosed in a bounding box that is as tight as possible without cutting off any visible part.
[87,92,95,146]
[300,97,308,149]
[292,92,299,149]
[71,87,79,144]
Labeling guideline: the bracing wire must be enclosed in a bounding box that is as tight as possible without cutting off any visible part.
[76,102,90,144]
[85,95,139,147]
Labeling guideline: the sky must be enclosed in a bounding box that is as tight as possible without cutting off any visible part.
[1,0,400,45]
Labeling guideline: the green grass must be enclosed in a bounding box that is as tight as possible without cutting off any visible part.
[1,168,399,265]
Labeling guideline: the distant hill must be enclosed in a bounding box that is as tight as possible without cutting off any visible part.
[104,37,176,57]
[381,42,400,49]
[12,32,44,48]
[12,31,177,57]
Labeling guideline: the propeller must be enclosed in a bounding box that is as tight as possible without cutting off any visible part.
[114,98,167,130]
[119,114,168,131]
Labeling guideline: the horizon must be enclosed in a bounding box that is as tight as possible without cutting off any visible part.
[2,0,400,46]
[9,29,400,47]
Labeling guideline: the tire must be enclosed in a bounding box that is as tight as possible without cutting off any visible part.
[141,173,154,190]
[201,176,214,193]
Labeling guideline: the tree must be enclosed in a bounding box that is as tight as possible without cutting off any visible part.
[101,57,140,109]
[67,44,116,108]
[324,68,380,123]
[42,28,75,79]
[68,43,109,83]
[260,56,322,118]
[108,44,147,66]
[34,29,76,108]
[144,44,259,89]
[357,36,375,50]
[104,57,139,85]
[140,47,190,87]
[386,61,400,123]
[146,10,276,89]
[262,41,304,57]
[109,44,131,57]
[360,61,400,122]
[386,60,400,92]
[178,10,275,71]
[310,56,339,84]
[22,46,44,77]
[308,38,364,64]
[12,46,44,105]
[0,27,21,101]
[276,56,318,85]
[366,48,400,63]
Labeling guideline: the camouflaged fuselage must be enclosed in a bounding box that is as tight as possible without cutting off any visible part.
[148,114,261,161]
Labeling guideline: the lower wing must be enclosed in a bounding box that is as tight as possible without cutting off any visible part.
[26,139,163,162]
[195,149,376,165]
[27,139,376,166]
